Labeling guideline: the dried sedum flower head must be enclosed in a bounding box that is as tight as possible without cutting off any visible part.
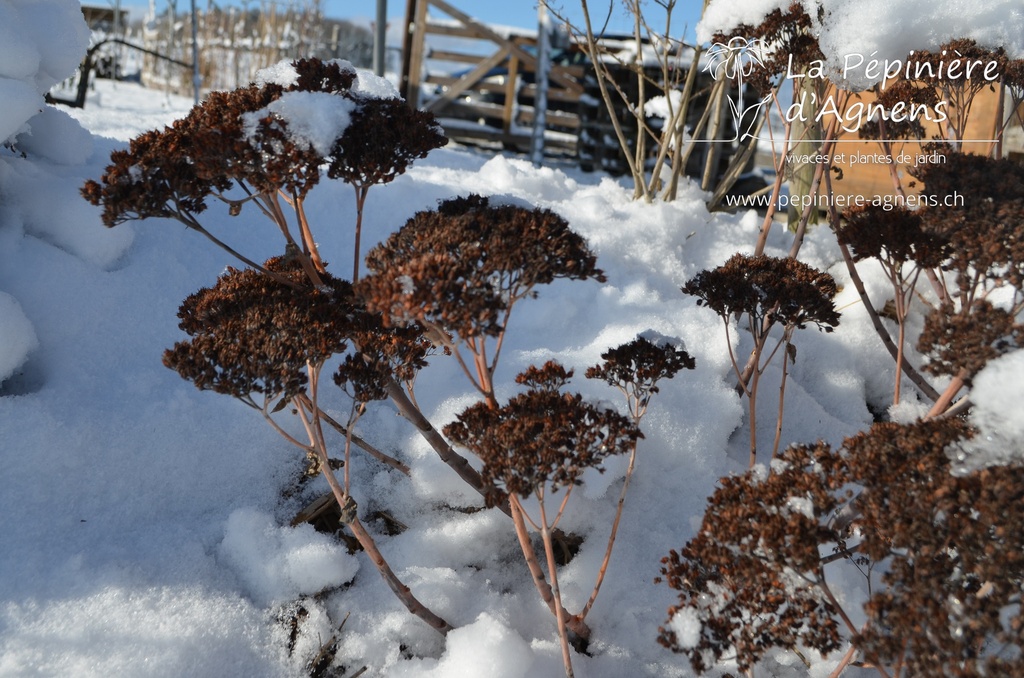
[913,39,1008,87]
[682,253,840,332]
[917,300,1024,380]
[82,58,445,225]
[443,361,641,507]
[163,257,359,401]
[657,442,849,673]
[857,79,939,141]
[914,150,1024,295]
[585,334,695,412]
[660,416,1024,675]
[847,419,1024,676]
[326,96,447,189]
[332,315,434,403]
[838,204,947,269]
[712,3,824,96]
[80,125,230,227]
[359,194,606,339]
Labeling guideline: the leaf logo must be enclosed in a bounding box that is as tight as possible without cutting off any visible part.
[699,37,772,142]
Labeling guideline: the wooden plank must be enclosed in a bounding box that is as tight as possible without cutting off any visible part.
[515,107,580,129]
[437,100,507,120]
[503,52,519,133]
[425,75,507,95]
[518,84,582,104]
[400,0,418,100]
[426,49,494,64]
[423,23,492,39]
[424,46,511,112]
[439,122,578,151]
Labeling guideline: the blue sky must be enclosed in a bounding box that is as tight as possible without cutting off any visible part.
[116,1,702,42]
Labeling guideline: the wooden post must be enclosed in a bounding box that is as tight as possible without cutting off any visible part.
[403,0,428,106]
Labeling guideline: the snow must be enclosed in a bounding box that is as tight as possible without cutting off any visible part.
[253,58,401,100]
[13,105,93,165]
[668,607,703,650]
[219,508,360,607]
[0,1,1020,676]
[244,91,358,156]
[960,350,1024,471]
[0,0,89,143]
[0,292,37,385]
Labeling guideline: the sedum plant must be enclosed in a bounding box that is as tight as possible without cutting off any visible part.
[81,57,461,638]
[361,196,691,677]
[838,205,948,405]
[445,361,641,678]
[659,418,1024,677]
[683,253,840,466]
[81,57,446,285]
[163,256,452,635]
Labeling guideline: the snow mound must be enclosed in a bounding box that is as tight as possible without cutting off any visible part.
[0,0,89,144]
[219,508,359,607]
[960,350,1024,471]
[390,613,535,678]
[14,105,92,165]
[0,291,37,385]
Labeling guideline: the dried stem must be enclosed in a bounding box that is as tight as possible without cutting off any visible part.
[384,379,511,516]
[538,491,576,678]
[295,396,453,636]
[771,334,793,460]
[508,494,591,642]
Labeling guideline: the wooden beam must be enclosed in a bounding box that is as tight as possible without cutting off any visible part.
[402,0,429,106]
[426,49,492,64]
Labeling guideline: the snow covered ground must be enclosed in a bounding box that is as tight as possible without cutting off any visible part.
[0,75,865,677]
[1,2,1021,677]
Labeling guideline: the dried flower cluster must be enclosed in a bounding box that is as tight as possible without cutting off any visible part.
[857,80,940,141]
[163,256,432,406]
[444,361,641,507]
[839,205,947,270]
[585,335,695,416]
[848,420,1024,676]
[83,57,444,225]
[360,194,606,340]
[683,253,840,333]
[82,58,446,283]
[915,150,1024,295]
[660,418,1024,676]
[657,442,848,673]
[163,257,358,402]
[918,300,1024,380]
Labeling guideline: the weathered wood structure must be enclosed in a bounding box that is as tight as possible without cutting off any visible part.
[400,0,585,153]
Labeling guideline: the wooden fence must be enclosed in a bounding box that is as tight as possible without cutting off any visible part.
[400,0,585,153]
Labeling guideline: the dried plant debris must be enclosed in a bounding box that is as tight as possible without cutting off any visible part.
[711,3,824,95]
[839,205,947,269]
[163,257,359,401]
[918,300,1024,380]
[164,256,430,405]
[585,334,695,414]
